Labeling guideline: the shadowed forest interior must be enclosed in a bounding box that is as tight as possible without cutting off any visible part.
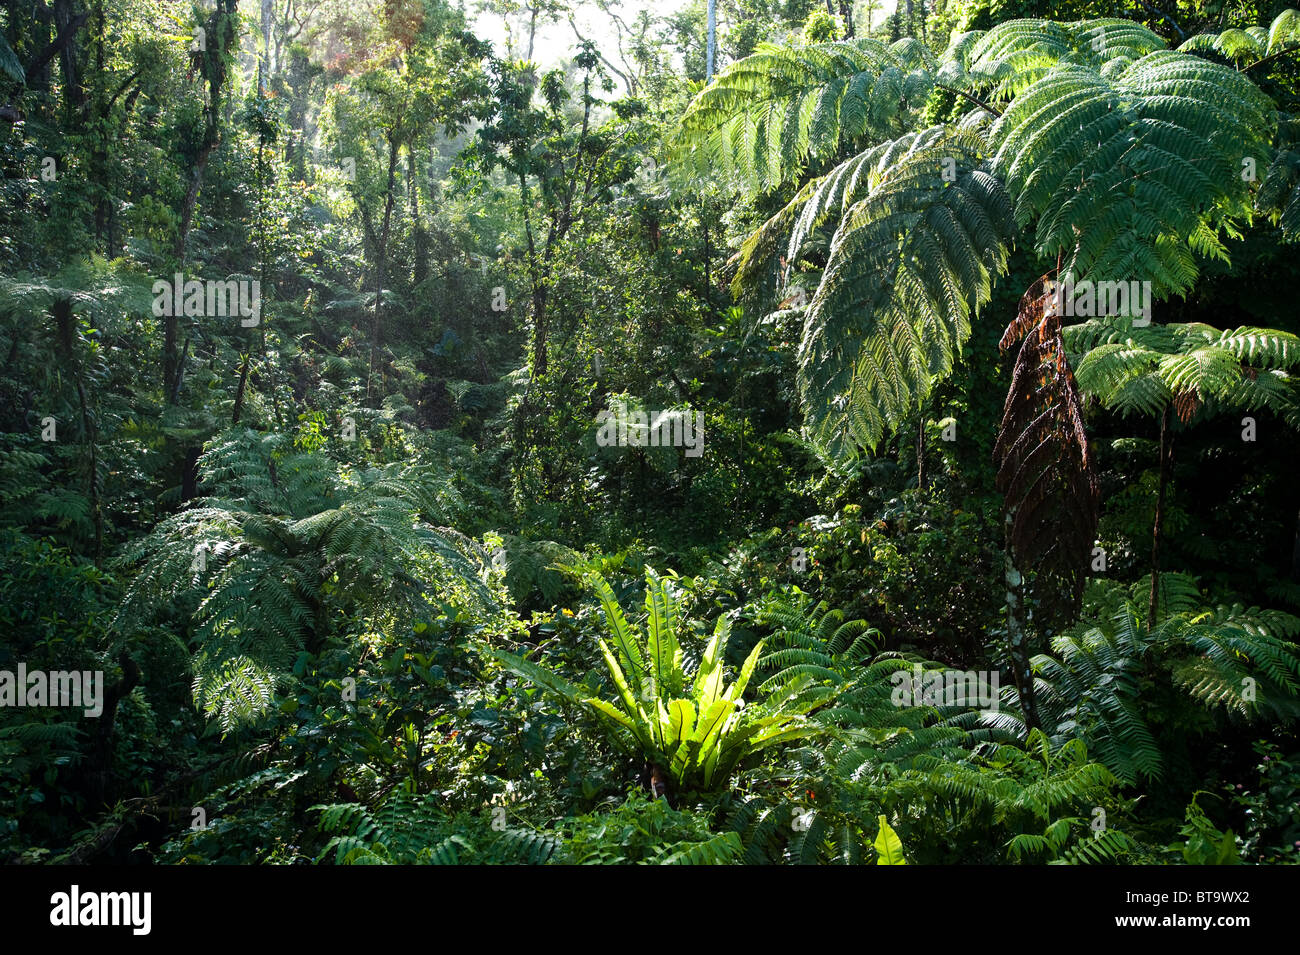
[2,0,1300,865]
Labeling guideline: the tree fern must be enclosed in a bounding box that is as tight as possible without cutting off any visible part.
[1066,317,1300,426]
[675,37,937,194]
[996,580,1300,783]
[1258,113,1300,240]
[1177,9,1300,69]
[783,124,1015,456]
[990,51,1270,295]
[114,429,491,729]
[961,19,1166,100]
[677,19,1283,460]
[312,793,558,865]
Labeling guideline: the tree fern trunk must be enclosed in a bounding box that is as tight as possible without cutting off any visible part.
[1147,403,1172,631]
[1005,509,1039,732]
[916,412,927,491]
[1292,505,1300,582]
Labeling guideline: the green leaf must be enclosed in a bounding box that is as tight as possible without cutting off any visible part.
[874,815,908,864]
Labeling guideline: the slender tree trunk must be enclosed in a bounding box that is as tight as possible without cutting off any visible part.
[368,136,400,398]
[90,0,111,251]
[530,282,549,376]
[1291,505,1300,582]
[410,148,428,287]
[260,0,273,84]
[1005,510,1039,733]
[231,351,252,425]
[55,298,103,562]
[1148,403,1173,630]
[233,91,270,425]
[917,417,927,490]
[706,0,717,79]
[839,0,855,37]
[517,171,548,378]
[168,1,239,403]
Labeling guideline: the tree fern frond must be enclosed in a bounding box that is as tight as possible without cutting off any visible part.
[797,126,1015,455]
[992,52,1272,297]
[675,37,936,194]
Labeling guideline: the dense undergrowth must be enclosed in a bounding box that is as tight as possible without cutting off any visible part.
[3,0,1300,865]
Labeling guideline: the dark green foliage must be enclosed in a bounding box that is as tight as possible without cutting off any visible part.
[5,0,1300,869]
[991,575,1300,783]
[114,429,492,728]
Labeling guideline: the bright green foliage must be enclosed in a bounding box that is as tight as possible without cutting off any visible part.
[989,51,1270,293]
[1173,793,1242,864]
[1067,317,1300,426]
[991,576,1300,783]
[491,568,832,791]
[1008,816,1138,864]
[6,0,1300,872]
[675,37,937,193]
[312,793,558,865]
[873,815,908,863]
[730,122,1016,455]
[114,430,490,730]
[1177,9,1300,67]
[489,533,582,608]
[752,595,881,682]
[558,792,744,864]
[955,19,1167,98]
[732,593,1120,864]
[676,16,1287,456]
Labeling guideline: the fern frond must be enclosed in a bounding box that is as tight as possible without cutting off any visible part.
[675,37,936,194]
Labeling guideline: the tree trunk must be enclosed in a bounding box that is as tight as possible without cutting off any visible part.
[52,0,88,118]
[167,0,239,403]
[917,417,927,490]
[410,148,428,287]
[706,0,717,79]
[54,298,103,562]
[231,351,251,425]
[517,171,548,378]
[839,0,855,37]
[1147,403,1173,630]
[260,0,273,83]
[368,136,400,398]
[530,282,549,377]
[1005,510,1039,733]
